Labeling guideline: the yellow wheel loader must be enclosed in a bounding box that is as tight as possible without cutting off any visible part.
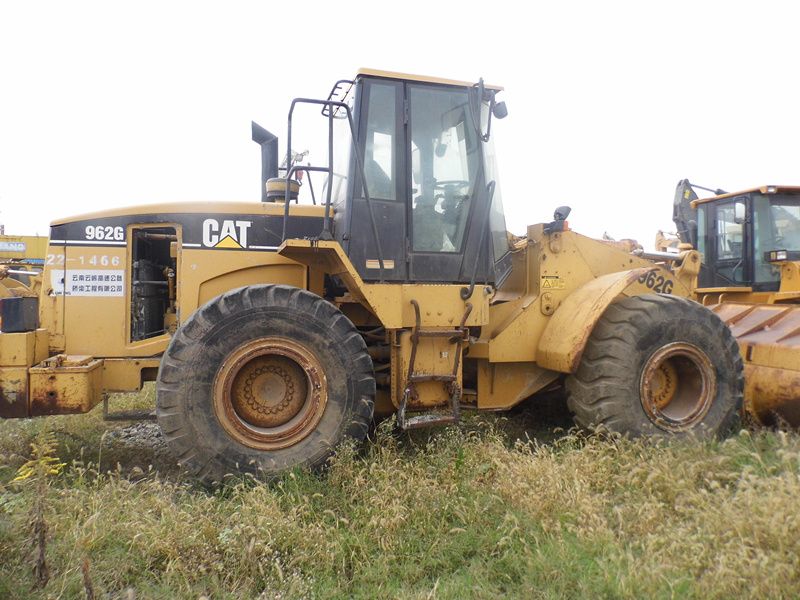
[668,180,800,426]
[0,232,47,286]
[0,71,743,482]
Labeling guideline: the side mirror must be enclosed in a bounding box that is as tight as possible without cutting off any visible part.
[554,206,571,221]
[544,206,572,234]
[492,101,508,119]
[734,199,747,224]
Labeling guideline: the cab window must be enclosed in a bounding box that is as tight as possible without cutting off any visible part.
[408,85,478,252]
[716,203,743,260]
[752,193,800,285]
[362,82,397,201]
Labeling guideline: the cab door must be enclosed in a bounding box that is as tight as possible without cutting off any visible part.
[700,197,752,287]
[345,78,408,281]
[346,77,504,285]
[406,82,492,283]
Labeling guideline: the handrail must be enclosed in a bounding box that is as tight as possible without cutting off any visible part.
[281,165,331,240]
[322,79,354,118]
[460,180,496,300]
[283,97,385,281]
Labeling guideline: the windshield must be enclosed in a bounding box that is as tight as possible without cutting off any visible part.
[752,193,800,284]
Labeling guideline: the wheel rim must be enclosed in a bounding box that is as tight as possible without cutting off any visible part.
[213,337,327,450]
[639,342,716,432]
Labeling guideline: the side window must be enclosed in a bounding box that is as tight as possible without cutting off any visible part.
[696,206,706,259]
[363,83,397,201]
[329,86,355,212]
[752,194,780,285]
[712,202,747,285]
[484,134,509,262]
[716,203,743,260]
[753,194,800,285]
[772,202,800,248]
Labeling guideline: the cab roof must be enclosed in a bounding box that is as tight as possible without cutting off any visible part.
[356,68,503,91]
[691,185,800,208]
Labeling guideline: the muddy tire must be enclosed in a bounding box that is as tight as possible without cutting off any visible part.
[156,284,375,483]
[565,294,743,438]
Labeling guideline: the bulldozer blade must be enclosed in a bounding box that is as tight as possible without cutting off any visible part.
[712,303,800,427]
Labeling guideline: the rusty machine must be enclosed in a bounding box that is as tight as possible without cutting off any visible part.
[0,71,744,482]
[665,180,800,426]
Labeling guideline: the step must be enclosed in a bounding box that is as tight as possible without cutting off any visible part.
[401,413,459,430]
[409,374,457,383]
[415,328,465,338]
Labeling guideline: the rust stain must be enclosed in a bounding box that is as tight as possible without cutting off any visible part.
[30,389,86,416]
[0,379,28,418]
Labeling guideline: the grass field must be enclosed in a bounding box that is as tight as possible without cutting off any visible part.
[1,388,799,599]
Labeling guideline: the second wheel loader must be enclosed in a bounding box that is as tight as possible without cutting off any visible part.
[0,71,743,482]
[668,180,800,426]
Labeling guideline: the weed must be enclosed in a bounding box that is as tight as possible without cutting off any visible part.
[11,430,65,590]
[0,400,798,598]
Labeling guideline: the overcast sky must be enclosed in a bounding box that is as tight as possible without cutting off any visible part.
[1,1,797,249]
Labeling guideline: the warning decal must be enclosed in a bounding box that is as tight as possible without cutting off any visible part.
[540,275,566,290]
[51,270,125,297]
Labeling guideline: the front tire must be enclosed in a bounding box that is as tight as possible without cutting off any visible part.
[156,284,375,483]
[565,294,743,438]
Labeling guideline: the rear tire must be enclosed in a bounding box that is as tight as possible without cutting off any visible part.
[565,294,743,439]
[156,284,375,483]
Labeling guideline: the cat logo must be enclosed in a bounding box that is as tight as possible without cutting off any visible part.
[202,219,252,249]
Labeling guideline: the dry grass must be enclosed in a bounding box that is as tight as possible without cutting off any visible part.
[1,390,799,599]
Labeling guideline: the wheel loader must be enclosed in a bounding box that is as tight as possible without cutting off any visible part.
[0,70,743,482]
[0,231,47,286]
[665,180,800,426]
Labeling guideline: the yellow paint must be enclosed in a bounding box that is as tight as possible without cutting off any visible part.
[536,269,651,373]
[214,235,242,249]
[29,355,104,416]
[484,229,685,366]
[0,331,36,367]
[0,234,47,261]
[102,358,161,392]
[392,330,463,409]
[690,185,800,208]
[190,255,307,311]
[477,360,560,410]
[49,200,325,226]
[278,240,488,328]
[4,194,715,417]
[0,366,28,417]
[540,276,565,290]
[34,329,49,364]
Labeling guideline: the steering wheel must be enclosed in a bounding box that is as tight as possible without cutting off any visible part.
[434,180,470,203]
[434,179,470,191]
[432,180,470,217]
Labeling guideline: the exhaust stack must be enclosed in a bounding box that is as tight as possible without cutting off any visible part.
[251,121,279,202]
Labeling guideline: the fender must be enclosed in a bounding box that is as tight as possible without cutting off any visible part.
[536,267,659,373]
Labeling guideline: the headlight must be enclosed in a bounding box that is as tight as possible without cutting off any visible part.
[769,250,788,262]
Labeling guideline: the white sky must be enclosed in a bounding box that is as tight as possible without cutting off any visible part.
[1,1,798,249]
